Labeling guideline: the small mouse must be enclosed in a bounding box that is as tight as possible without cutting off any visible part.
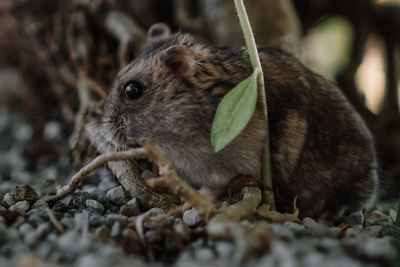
[101,23,378,220]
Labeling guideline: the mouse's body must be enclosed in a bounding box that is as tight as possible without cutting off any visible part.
[102,26,378,220]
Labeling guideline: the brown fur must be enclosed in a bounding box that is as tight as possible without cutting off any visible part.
[102,31,379,220]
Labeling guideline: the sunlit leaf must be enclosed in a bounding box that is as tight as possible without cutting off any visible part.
[211,69,258,152]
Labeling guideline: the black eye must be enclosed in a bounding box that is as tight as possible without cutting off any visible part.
[124,81,143,100]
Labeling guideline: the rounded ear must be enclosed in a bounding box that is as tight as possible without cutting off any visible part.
[147,23,171,46]
[162,45,195,78]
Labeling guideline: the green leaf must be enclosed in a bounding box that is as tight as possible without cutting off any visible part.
[211,69,258,152]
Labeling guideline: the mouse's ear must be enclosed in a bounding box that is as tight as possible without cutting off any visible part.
[147,23,171,46]
[162,45,195,78]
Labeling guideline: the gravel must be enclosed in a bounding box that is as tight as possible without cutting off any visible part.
[0,109,399,267]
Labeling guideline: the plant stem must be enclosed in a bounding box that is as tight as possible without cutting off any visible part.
[233,0,275,209]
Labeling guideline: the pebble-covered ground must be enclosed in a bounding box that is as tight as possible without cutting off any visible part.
[1,107,400,267]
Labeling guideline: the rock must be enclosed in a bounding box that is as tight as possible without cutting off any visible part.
[13,123,33,143]
[26,209,46,226]
[362,225,383,237]
[24,223,50,246]
[95,225,109,239]
[380,225,400,237]
[58,195,73,207]
[174,218,192,242]
[302,217,319,229]
[9,201,30,215]
[18,223,34,235]
[271,224,295,240]
[31,199,48,210]
[12,185,40,205]
[345,210,364,226]
[52,202,68,213]
[359,237,397,260]
[86,199,104,213]
[2,193,15,208]
[110,222,121,238]
[283,221,305,232]
[183,208,204,227]
[106,186,128,206]
[215,241,234,258]
[43,121,61,140]
[89,214,106,228]
[194,247,214,262]
[120,198,140,217]
[70,192,90,209]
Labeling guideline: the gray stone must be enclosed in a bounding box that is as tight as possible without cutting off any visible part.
[215,241,234,258]
[302,217,319,229]
[27,209,46,226]
[95,225,110,239]
[120,198,140,217]
[283,221,305,232]
[86,199,104,213]
[13,122,33,142]
[2,193,15,207]
[362,225,383,237]
[110,222,121,238]
[195,247,214,262]
[58,195,73,207]
[18,223,34,235]
[106,186,128,206]
[183,208,204,227]
[24,223,50,246]
[271,224,295,240]
[174,218,192,242]
[70,192,90,209]
[43,121,61,140]
[346,210,364,226]
[31,199,48,210]
[9,200,30,215]
[89,214,106,228]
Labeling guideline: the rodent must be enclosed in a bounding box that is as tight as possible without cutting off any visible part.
[102,23,379,220]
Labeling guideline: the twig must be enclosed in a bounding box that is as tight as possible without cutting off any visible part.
[139,138,218,221]
[207,186,262,238]
[46,207,64,233]
[45,147,147,201]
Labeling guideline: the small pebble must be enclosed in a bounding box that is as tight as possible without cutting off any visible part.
[106,186,128,206]
[283,221,305,232]
[43,121,61,140]
[302,217,319,229]
[95,225,109,239]
[345,209,364,226]
[120,198,140,217]
[52,203,68,213]
[110,222,121,238]
[183,208,204,227]
[12,185,39,204]
[2,193,15,207]
[85,199,104,213]
[9,201,30,215]
[215,241,234,258]
[174,218,192,242]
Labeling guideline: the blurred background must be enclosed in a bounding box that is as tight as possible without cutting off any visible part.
[0,0,399,200]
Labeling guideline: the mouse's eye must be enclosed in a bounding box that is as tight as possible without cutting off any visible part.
[124,81,143,100]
